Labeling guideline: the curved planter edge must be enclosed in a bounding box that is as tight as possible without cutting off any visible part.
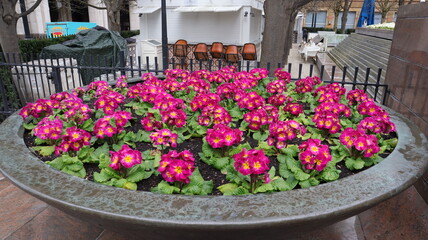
[0,108,427,239]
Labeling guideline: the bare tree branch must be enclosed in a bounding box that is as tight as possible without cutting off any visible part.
[76,0,107,10]
[17,0,43,19]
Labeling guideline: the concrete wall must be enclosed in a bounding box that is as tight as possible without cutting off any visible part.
[384,2,428,136]
[384,2,428,203]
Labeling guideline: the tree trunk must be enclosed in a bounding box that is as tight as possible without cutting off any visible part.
[340,0,352,34]
[0,17,20,55]
[57,0,72,21]
[0,0,42,62]
[103,0,123,32]
[0,0,20,61]
[260,0,312,73]
[333,13,339,32]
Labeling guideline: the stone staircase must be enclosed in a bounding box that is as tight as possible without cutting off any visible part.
[327,33,392,102]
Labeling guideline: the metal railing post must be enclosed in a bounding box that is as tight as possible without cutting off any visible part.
[50,66,63,93]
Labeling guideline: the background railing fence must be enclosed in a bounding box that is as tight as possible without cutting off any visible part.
[0,50,389,121]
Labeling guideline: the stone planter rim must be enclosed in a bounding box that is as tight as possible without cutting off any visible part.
[0,108,427,232]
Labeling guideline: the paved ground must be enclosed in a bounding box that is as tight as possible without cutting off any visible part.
[1,46,427,239]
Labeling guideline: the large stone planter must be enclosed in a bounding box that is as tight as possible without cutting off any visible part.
[0,109,427,240]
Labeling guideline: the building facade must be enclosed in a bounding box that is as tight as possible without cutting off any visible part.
[302,0,424,30]
[16,0,139,38]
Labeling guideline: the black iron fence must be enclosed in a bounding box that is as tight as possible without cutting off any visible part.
[0,51,388,121]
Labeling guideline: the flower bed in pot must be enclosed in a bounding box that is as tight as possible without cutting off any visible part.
[0,67,427,240]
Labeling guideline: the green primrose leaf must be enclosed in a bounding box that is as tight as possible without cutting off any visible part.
[109,118,117,128]
[32,146,55,156]
[23,122,36,130]
[254,182,274,193]
[294,170,311,181]
[34,138,47,145]
[320,168,341,181]
[151,181,180,194]
[279,163,293,178]
[46,158,65,170]
[94,170,112,183]
[123,181,137,190]
[308,177,320,186]
[284,175,299,190]
[217,183,239,194]
[229,143,251,156]
[281,144,299,158]
[253,131,262,141]
[114,179,127,188]
[153,153,161,168]
[299,180,312,188]
[239,120,250,131]
[213,157,230,170]
[140,131,152,143]
[277,154,287,163]
[270,177,289,191]
[126,165,153,182]
[81,118,94,131]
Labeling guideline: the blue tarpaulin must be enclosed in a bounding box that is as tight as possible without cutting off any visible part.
[357,0,375,27]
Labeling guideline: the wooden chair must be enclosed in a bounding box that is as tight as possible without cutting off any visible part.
[242,43,257,61]
[225,45,239,63]
[210,42,225,59]
[194,43,209,61]
[173,39,188,57]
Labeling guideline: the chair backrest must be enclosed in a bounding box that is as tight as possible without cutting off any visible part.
[210,42,225,59]
[194,43,209,61]
[225,45,239,63]
[242,43,257,60]
[173,39,188,57]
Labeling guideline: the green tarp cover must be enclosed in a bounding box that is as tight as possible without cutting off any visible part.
[41,28,127,85]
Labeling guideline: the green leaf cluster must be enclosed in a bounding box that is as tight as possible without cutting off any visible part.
[46,155,86,178]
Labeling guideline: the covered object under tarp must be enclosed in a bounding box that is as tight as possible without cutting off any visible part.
[41,27,128,85]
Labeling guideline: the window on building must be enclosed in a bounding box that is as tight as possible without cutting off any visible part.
[305,11,327,28]
[374,13,382,25]
[337,12,356,29]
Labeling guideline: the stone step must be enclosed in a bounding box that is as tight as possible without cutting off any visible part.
[343,38,391,61]
[330,39,390,66]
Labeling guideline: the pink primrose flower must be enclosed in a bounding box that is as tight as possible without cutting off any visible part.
[268,120,306,149]
[109,145,142,170]
[249,68,269,80]
[150,129,178,148]
[206,124,243,148]
[358,116,396,134]
[34,117,63,140]
[267,94,292,107]
[55,126,91,155]
[115,75,128,88]
[283,102,304,116]
[299,139,332,171]
[233,148,270,176]
[266,79,287,94]
[346,89,370,106]
[273,68,291,83]
[339,128,380,158]
[158,150,195,184]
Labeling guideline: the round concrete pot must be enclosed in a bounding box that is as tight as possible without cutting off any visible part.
[0,109,427,240]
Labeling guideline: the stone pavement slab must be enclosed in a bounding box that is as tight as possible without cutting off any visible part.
[4,207,103,240]
[0,179,48,239]
[357,186,428,240]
